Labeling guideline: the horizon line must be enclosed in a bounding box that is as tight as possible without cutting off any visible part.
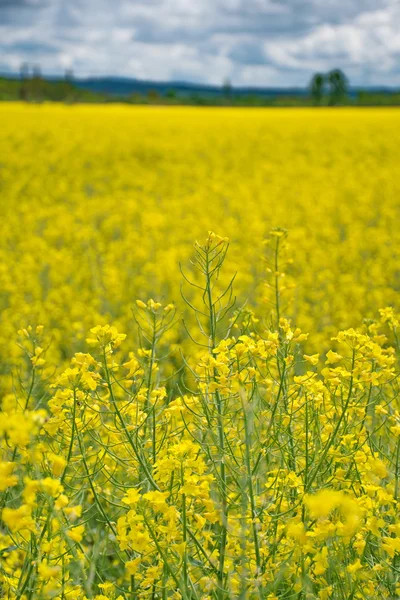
[1,71,400,93]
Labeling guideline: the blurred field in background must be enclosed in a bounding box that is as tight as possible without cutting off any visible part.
[3,104,400,599]
[1,104,400,379]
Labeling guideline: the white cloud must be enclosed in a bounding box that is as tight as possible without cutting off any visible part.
[262,3,400,83]
[1,0,400,86]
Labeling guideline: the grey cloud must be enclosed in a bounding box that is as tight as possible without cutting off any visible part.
[228,41,266,65]
[8,40,58,54]
[0,0,45,6]
[0,0,48,26]
[1,0,400,86]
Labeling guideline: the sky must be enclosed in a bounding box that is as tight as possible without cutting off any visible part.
[1,0,400,87]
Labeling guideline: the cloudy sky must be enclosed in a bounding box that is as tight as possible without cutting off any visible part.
[1,0,400,87]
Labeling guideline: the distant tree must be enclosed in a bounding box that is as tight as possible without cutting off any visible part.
[65,68,74,82]
[20,62,30,80]
[166,88,177,101]
[30,64,44,101]
[147,89,160,103]
[222,78,232,98]
[61,68,76,103]
[32,64,42,80]
[327,69,348,105]
[190,92,206,106]
[19,62,29,101]
[310,73,325,105]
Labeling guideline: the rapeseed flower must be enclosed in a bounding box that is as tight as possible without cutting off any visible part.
[1,105,400,598]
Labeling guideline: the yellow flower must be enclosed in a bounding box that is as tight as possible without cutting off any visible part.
[123,354,143,378]
[304,489,344,518]
[304,489,360,535]
[2,505,35,533]
[2,106,400,598]
[286,521,307,545]
[347,559,363,574]
[0,462,18,491]
[67,524,85,543]
[48,453,67,477]
[125,557,141,576]
[86,325,126,349]
[325,350,342,365]
[55,494,69,510]
[313,547,329,575]
[38,560,61,580]
[382,536,400,558]
[31,346,46,367]
[304,353,319,366]
[122,488,141,506]
[40,477,64,498]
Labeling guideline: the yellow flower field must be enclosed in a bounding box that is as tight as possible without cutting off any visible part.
[1,104,400,599]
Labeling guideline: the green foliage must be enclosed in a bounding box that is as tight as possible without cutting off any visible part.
[1,74,400,107]
[310,73,325,106]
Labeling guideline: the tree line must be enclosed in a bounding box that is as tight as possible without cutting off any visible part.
[1,65,400,106]
[310,69,348,106]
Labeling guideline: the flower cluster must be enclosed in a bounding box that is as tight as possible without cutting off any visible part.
[1,233,400,599]
[1,104,400,598]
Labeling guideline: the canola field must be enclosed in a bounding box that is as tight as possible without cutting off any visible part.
[1,104,400,599]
